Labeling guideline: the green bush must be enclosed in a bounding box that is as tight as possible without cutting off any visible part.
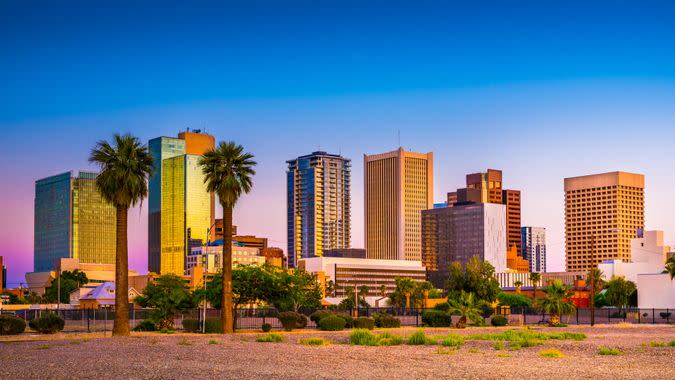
[28,313,65,334]
[334,312,354,328]
[262,323,272,332]
[422,310,453,327]
[256,333,284,343]
[133,319,157,332]
[318,315,347,331]
[278,312,301,331]
[353,317,375,330]
[350,329,379,346]
[377,331,404,346]
[299,337,330,346]
[0,315,26,335]
[491,315,508,327]
[440,333,464,348]
[296,314,308,329]
[669,340,675,347]
[598,346,622,355]
[407,330,434,345]
[204,317,222,333]
[433,302,450,312]
[182,318,200,332]
[373,313,401,328]
[309,310,332,324]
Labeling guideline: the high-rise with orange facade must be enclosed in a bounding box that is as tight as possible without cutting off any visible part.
[447,169,522,254]
[148,130,215,275]
[564,171,644,273]
[364,148,433,261]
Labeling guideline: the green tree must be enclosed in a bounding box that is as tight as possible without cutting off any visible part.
[270,268,322,312]
[1,292,25,305]
[357,285,370,306]
[529,272,541,301]
[497,292,532,308]
[135,274,196,329]
[664,256,675,280]
[446,256,500,303]
[43,270,89,304]
[447,291,483,328]
[90,134,153,336]
[587,267,606,326]
[390,277,418,309]
[604,276,637,313]
[199,141,256,334]
[325,280,336,297]
[536,280,576,326]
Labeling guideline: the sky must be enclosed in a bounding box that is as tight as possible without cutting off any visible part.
[2,1,675,286]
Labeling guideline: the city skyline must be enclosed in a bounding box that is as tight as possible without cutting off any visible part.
[3,2,675,285]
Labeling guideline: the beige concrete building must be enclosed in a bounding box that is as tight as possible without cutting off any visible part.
[564,171,644,272]
[364,148,433,261]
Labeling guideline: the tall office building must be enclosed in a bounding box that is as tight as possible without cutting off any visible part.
[34,171,116,272]
[522,227,546,272]
[564,171,644,272]
[447,169,522,253]
[287,152,351,268]
[421,203,507,287]
[364,148,433,261]
[148,130,215,275]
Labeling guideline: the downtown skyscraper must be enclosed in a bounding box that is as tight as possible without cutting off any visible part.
[148,130,215,275]
[522,226,546,272]
[564,171,644,272]
[364,148,433,261]
[287,152,351,268]
[34,171,116,272]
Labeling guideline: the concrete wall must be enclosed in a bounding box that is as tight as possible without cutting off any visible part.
[637,273,675,308]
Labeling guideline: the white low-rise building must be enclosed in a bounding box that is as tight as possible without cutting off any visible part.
[298,256,426,298]
[637,273,675,309]
[598,230,670,284]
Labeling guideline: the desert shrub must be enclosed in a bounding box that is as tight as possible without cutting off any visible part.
[256,333,284,343]
[133,319,157,332]
[299,337,330,346]
[422,310,453,327]
[440,333,464,348]
[177,337,192,346]
[649,341,666,347]
[350,329,379,346]
[318,315,346,331]
[494,341,505,350]
[28,313,65,334]
[377,331,403,346]
[159,327,175,334]
[598,346,622,355]
[262,323,272,332]
[491,315,508,327]
[296,314,308,329]
[539,348,564,358]
[278,312,301,331]
[408,330,435,345]
[0,315,26,335]
[433,302,450,312]
[204,317,222,333]
[669,340,675,347]
[353,317,375,330]
[373,313,400,328]
[309,310,332,324]
[334,313,354,328]
[182,318,200,333]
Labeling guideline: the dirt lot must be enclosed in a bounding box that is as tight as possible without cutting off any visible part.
[1,325,673,379]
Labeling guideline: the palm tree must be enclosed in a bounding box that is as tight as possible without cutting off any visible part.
[536,280,576,326]
[587,267,605,326]
[379,284,387,298]
[514,280,523,294]
[357,285,369,306]
[418,281,434,308]
[664,256,675,280]
[89,134,153,336]
[529,272,541,301]
[199,141,256,333]
[447,291,483,328]
[395,277,417,309]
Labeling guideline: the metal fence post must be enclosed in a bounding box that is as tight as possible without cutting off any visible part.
[652,308,655,324]
[104,307,107,336]
[576,308,579,325]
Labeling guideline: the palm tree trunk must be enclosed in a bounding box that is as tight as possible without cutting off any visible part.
[113,206,130,336]
[221,205,234,334]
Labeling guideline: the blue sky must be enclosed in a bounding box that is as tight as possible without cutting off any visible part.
[2,1,675,284]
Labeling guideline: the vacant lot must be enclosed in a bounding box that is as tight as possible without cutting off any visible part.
[1,325,673,379]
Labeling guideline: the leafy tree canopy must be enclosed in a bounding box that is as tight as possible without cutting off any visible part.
[445,256,500,303]
[604,276,637,311]
[43,270,89,304]
[135,274,196,329]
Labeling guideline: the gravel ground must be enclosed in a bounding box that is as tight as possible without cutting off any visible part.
[1,325,673,379]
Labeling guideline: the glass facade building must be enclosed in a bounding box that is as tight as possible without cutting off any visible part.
[34,171,116,272]
[287,152,351,268]
[148,131,214,275]
[522,226,546,272]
